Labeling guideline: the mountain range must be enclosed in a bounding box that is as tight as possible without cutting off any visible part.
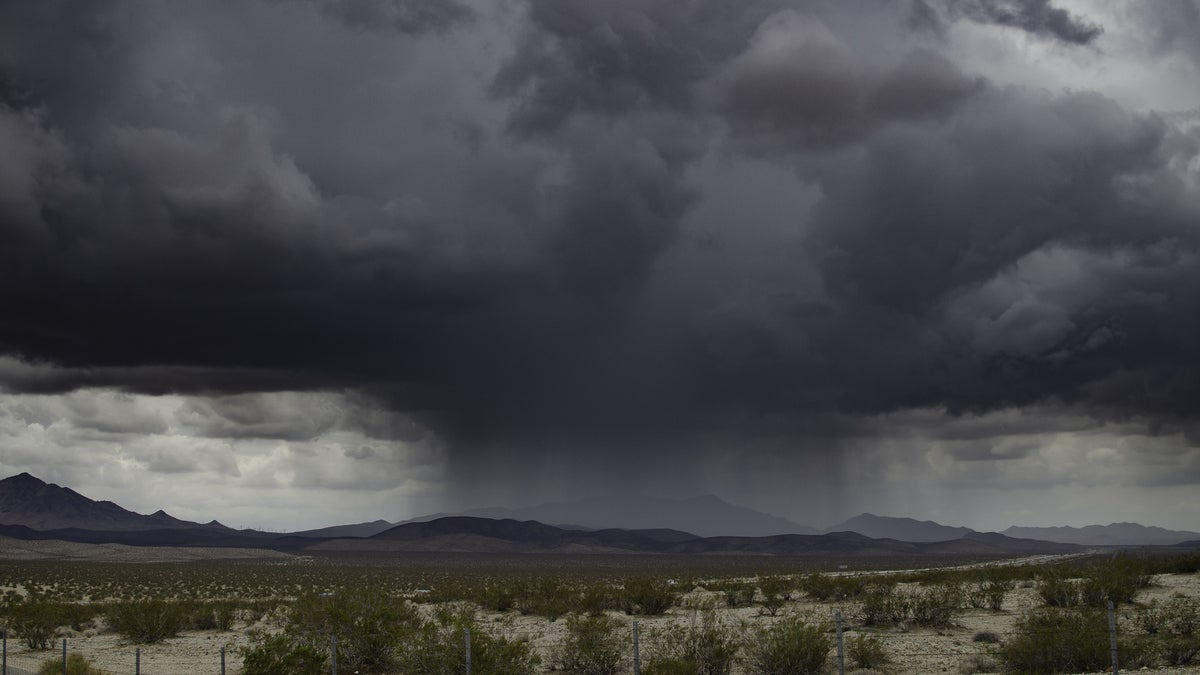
[0,473,1196,555]
[0,472,230,532]
[1002,523,1200,547]
[395,494,819,538]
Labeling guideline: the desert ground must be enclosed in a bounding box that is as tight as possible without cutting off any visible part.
[0,545,1197,674]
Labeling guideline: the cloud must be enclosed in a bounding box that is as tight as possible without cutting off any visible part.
[313,0,474,36]
[0,1,1199,528]
[704,11,983,153]
[941,0,1104,45]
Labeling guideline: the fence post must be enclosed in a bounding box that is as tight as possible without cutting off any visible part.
[465,626,472,675]
[2,627,6,675]
[221,645,226,675]
[835,610,845,675]
[136,647,140,675]
[1107,600,1119,675]
[61,638,67,675]
[331,634,337,675]
[633,621,641,675]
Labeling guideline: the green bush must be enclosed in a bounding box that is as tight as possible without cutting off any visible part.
[908,585,958,627]
[860,585,906,627]
[576,583,618,617]
[800,574,866,601]
[999,608,1112,673]
[968,579,1012,611]
[1036,571,1081,608]
[1079,555,1150,607]
[556,613,627,675]
[744,616,831,674]
[106,599,188,643]
[1160,595,1200,635]
[847,633,890,670]
[757,577,791,617]
[286,589,420,673]
[621,578,676,616]
[720,583,756,608]
[240,632,328,675]
[396,605,540,675]
[1158,635,1200,666]
[645,614,739,675]
[37,653,103,675]
[9,602,64,650]
[515,579,573,620]
[188,600,237,631]
[480,584,518,612]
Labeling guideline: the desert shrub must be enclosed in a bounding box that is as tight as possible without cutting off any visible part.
[1137,601,1168,635]
[998,608,1113,673]
[481,584,518,612]
[968,579,1012,611]
[105,599,188,643]
[396,605,539,675]
[645,613,739,675]
[8,602,67,649]
[710,581,755,608]
[757,577,791,617]
[860,583,955,627]
[744,616,831,674]
[1078,554,1152,607]
[908,585,958,627]
[186,600,236,631]
[801,574,866,601]
[36,653,103,675]
[555,613,627,675]
[286,589,420,673]
[516,579,573,620]
[1154,553,1200,575]
[847,633,890,670]
[621,577,676,616]
[957,654,1000,674]
[1159,635,1200,666]
[1037,571,1081,608]
[240,632,328,675]
[577,583,618,617]
[1161,595,1200,635]
[972,630,1000,644]
[860,587,906,627]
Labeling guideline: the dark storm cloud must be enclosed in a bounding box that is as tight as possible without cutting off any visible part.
[1,0,1199,461]
[943,0,1103,45]
[492,0,784,135]
[704,18,984,153]
[313,0,474,35]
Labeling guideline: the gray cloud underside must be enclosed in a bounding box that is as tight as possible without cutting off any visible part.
[1,0,1198,455]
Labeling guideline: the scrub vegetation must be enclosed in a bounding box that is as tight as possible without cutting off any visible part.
[0,552,1196,673]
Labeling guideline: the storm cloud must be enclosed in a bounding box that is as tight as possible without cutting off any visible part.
[1,0,1198,529]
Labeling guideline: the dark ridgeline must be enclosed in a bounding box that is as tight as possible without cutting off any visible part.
[0,472,1093,557]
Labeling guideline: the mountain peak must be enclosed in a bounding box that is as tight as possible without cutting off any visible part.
[1,472,50,489]
[825,513,974,543]
[0,473,211,533]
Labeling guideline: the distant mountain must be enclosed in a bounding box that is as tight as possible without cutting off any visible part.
[0,472,228,532]
[310,516,1079,556]
[403,495,817,537]
[825,513,974,542]
[289,519,396,538]
[1003,523,1200,546]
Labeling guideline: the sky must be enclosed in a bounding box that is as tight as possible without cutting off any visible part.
[1,0,1198,533]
